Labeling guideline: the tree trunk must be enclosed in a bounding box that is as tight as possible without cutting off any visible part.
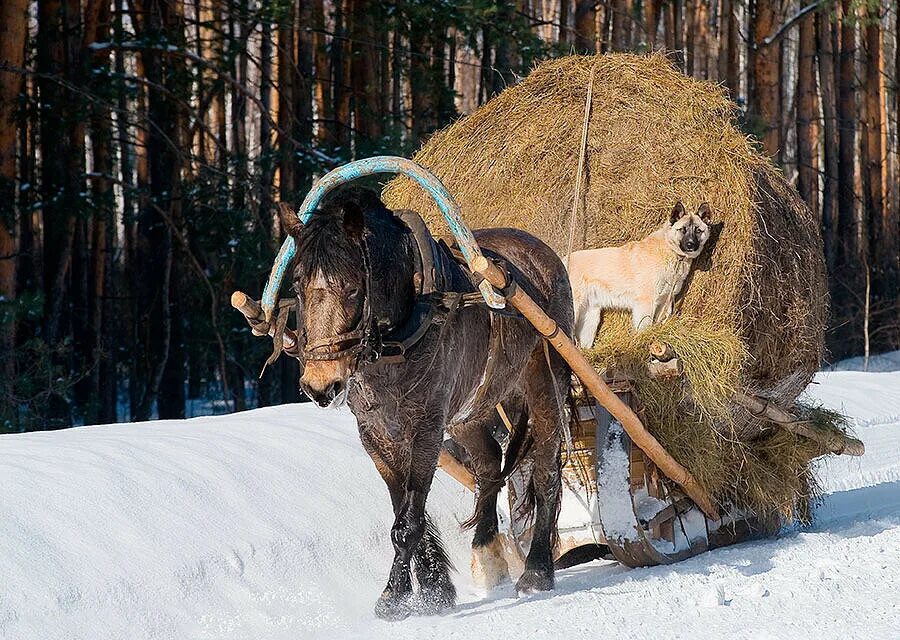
[277,5,297,200]
[276,7,302,404]
[862,3,895,306]
[611,0,629,51]
[836,0,857,275]
[718,0,739,95]
[492,1,517,94]
[38,0,84,348]
[296,0,314,171]
[313,0,332,147]
[817,9,839,272]
[0,0,28,412]
[133,0,186,421]
[747,0,782,159]
[332,0,352,153]
[574,0,596,52]
[84,0,115,424]
[479,26,492,104]
[350,0,383,148]
[694,0,710,79]
[644,0,661,50]
[665,0,684,69]
[685,0,695,74]
[391,28,402,125]
[796,10,819,215]
[259,10,274,236]
[410,27,437,141]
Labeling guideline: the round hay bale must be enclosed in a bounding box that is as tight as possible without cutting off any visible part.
[384,53,831,522]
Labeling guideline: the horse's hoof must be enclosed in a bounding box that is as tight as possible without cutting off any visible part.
[515,568,554,596]
[471,537,510,591]
[374,590,414,621]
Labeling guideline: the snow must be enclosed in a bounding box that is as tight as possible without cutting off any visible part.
[2,352,900,639]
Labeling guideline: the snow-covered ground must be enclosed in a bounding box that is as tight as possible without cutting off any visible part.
[2,354,899,640]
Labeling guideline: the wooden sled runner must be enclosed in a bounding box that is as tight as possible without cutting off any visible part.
[233,156,864,572]
[562,384,763,568]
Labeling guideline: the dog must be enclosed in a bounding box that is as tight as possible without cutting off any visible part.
[567,201,712,347]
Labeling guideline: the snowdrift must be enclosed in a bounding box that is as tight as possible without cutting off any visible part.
[0,407,472,639]
[1,358,900,639]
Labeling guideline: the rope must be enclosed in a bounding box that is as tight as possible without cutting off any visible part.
[564,61,598,268]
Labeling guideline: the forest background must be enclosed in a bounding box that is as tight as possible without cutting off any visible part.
[0,0,897,430]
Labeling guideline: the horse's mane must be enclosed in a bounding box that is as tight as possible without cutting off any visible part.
[294,187,392,284]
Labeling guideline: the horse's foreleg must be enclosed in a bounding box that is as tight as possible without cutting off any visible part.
[358,429,415,618]
[374,427,448,619]
[517,346,566,595]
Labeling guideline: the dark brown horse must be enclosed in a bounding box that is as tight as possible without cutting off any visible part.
[280,187,573,620]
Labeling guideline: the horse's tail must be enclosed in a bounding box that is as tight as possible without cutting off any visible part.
[461,403,534,531]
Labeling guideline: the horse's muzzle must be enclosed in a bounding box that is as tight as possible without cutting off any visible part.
[301,379,345,407]
[300,361,351,408]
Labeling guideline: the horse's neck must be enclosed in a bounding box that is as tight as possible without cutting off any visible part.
[368,219,416,327]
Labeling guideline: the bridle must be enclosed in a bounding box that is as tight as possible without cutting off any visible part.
[299,230,382,366]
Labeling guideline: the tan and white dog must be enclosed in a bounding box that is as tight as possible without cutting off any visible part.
[567,202,712,347]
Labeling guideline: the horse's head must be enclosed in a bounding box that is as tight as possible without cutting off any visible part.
[279,188,412,407]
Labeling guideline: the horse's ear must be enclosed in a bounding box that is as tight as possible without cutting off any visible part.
[670,201,686,225]
[278,202,303,237]
[341,200,365,241]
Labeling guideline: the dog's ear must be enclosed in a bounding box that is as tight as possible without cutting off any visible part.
[670,201,686,225]
[278,202,303,237]
[341,199,366,241]
[697,202,712,223]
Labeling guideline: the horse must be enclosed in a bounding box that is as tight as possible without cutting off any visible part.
[278,187,573,620]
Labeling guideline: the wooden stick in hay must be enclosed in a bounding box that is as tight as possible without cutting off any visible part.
[648,341,684,378]
[472,255,720,521]
[733,390,865,457]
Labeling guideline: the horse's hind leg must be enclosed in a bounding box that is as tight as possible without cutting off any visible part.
[451,420,509,591]
[517,345,567,595]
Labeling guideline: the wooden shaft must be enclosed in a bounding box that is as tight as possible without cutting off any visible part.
[231,290,299,348]
[733,391,865,457]
[438,449,476,492]
[472,256,720,521]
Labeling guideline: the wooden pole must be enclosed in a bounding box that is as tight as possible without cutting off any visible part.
[437,449,477,492]
[471,256,720,521]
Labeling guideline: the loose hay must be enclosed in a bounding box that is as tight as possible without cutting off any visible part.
[384,53,841,523]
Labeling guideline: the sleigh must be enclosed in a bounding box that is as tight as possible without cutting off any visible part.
[233,156,863,573]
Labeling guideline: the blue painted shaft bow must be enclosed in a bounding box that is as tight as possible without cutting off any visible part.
[261,155,506,322]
